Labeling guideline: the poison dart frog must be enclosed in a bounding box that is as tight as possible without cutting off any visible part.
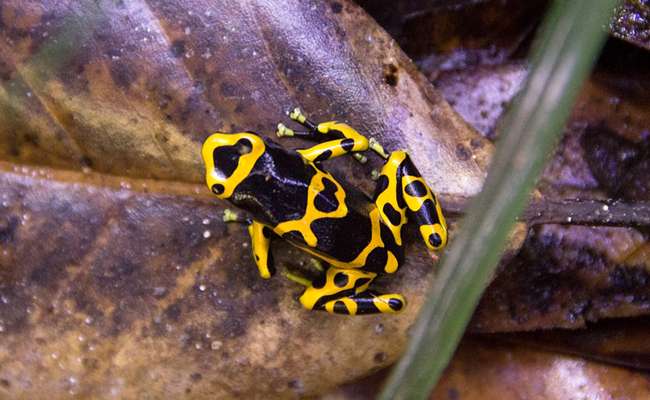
[202,108,447,315]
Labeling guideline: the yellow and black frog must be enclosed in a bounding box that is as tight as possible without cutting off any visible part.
[202,109,447,315]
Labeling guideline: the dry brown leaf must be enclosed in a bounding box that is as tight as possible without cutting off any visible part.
[0,0,490,398]
[431,337,650,400]
[319,335,650,400]
[0,0,489,196]
[428,42,650,333]
[472,224,650,332]
[496,316,650,370]
[0,163,448,398]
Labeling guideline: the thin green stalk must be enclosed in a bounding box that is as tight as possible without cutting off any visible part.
[378,1,619,399]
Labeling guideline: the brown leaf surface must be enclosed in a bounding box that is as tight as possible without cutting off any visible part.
[0,0,489,196]
[429,42,650,332]
[0,0,490,398]
[431,337,650,400]
[434,62,528,139]
[358,0,548,66]
[472,224,650,332]
[0,162,443,399]
[320,335,650,400]
[322,4,650,399]
[497,316,650,370]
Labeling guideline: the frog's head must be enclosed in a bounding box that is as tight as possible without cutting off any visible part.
[202,132,266,199]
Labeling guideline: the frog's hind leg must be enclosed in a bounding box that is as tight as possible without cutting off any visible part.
[297,267,405,315]
[373,152,448,251]
[223,209,276,278]
[372,153,410,248]
[321,291,405,315]
[398,153,448,250]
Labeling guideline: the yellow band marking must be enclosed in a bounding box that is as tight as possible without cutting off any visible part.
[274,164,347,247]
[250,222,272,279]
[202,133,265,199]
[375,152,408,245]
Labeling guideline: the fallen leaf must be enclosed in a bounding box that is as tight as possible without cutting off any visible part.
[0,0,489,398]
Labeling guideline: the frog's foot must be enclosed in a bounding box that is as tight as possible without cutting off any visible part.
[223,210,276,278]
[276,123,317,140]
[352,152,368,164]
[289,107,318,130]
[276,123,294,138]
[276,108,319,139]
[280,258,325,286]
[368,137,389,159]
[290,107,307,123]
[309,258,325,272]
[298,267,405,315]
[282,269,311,287]
[222,209,251,224]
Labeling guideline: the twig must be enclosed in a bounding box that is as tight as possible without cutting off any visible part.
[440,195,650,227]
[524,198,650,227]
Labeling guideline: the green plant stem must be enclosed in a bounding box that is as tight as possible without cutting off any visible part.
[378,1,620,399]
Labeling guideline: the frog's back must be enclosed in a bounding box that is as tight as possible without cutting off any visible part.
[230,138,403,273]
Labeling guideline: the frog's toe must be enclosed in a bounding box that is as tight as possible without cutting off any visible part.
[223,208,238,222]
[289,107,306,122]
[368,137,389,159]
[352,152,368,164]
[309,258,325,272]
[276,123,294,137]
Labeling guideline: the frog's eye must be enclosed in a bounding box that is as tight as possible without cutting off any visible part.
[234,138,253,155]
[212,183,225,195]
[213,138,253,178]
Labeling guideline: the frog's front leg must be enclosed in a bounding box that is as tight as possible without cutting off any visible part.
[374,152,448,250]
[287,266,405,315]
[276,108,387,162]
[223,209,276,278]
